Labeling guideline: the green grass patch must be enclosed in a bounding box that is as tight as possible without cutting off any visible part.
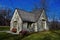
[0,32,22,40]
[0,26,10,31]
[22,30,60,40]
[0,30,60,40]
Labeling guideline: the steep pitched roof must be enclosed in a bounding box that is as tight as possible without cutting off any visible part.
[16,9,43,22]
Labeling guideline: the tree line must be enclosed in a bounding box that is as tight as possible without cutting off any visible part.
[0,9,12,26]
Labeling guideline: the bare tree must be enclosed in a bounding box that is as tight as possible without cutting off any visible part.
[49,12,60,30]
[0,9,12,26]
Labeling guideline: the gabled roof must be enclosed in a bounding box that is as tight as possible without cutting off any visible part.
[16,9,43,22]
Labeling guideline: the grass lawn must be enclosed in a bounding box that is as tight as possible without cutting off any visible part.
[22,30,60,40]
[0,32,22,40]
[0,26,60,40]
[0,30,60,40]
[0,26,10,31]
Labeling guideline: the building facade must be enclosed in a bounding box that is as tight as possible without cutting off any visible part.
[10,9,49,34]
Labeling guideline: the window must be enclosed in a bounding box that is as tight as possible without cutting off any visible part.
[13,21,17,27]
[41,19,45,28]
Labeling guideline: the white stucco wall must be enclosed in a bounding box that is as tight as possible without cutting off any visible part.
[37,10,49,31]
[22,22,28,31]
[10,9,23,34]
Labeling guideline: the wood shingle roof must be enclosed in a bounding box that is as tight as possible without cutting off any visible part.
[17,9,43,22]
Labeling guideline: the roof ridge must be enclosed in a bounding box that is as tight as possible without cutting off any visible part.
[15,8,43,22]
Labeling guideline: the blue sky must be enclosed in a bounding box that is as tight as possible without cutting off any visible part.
[0,0,60,21]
